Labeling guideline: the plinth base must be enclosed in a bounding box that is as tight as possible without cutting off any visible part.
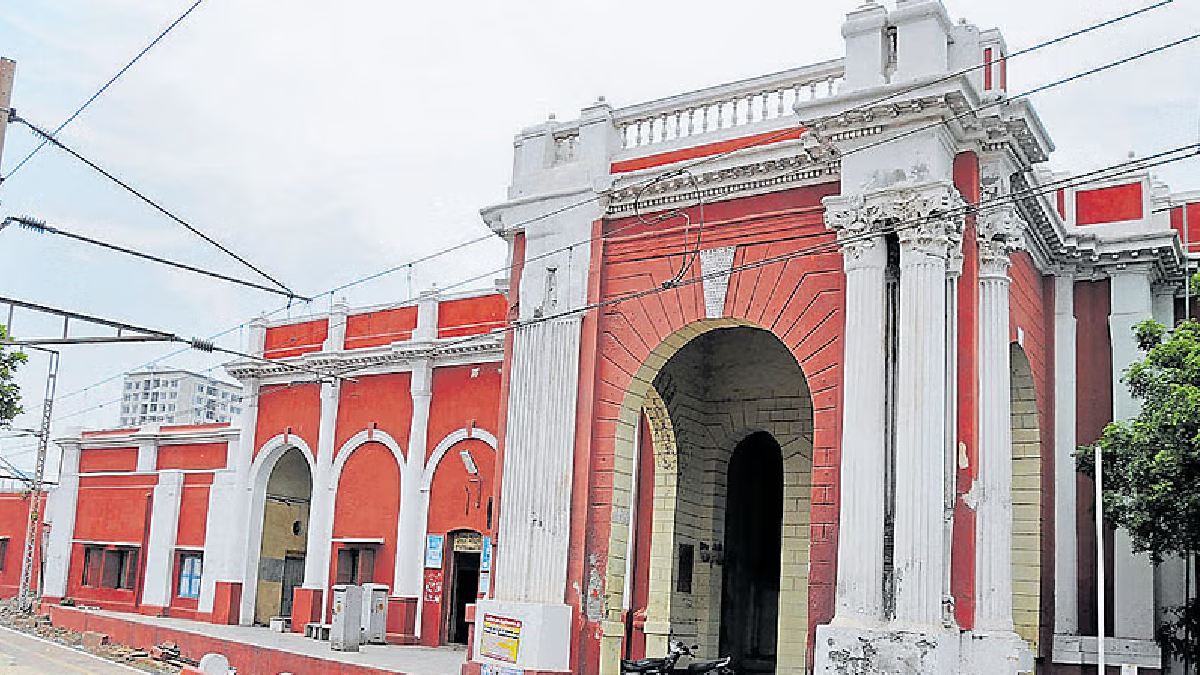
[814,623,1033,674]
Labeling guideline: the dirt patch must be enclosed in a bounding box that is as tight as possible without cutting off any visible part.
[0,599,180,673]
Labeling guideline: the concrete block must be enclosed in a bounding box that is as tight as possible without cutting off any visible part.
[81,631,110,649]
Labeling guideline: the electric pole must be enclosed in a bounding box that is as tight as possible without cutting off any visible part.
[17,349,57,612]
[0,57,16,174]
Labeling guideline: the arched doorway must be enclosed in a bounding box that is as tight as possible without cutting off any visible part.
[253,446,312,624]
[1009,344,1042,655]
[720,431,783,673]
[610,321,814,674]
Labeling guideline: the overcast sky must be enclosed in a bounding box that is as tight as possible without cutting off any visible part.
[0,0,1197,472]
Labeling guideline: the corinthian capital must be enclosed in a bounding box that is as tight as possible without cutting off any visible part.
[823,193,884,263]
[889,181,966,260]
[977,205,1024,277]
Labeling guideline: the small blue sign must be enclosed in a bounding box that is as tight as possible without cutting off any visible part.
[425,534,445,568]
[481,535,493,571]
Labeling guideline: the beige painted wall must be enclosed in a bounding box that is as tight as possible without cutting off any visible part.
[1010,345,1042,653]
[254,447,312,624]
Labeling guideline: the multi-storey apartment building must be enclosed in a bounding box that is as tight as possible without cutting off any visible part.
[119,369,243,427]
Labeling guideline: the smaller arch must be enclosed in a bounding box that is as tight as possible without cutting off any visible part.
[422,428,498,491]
[248,433,316,491]
[331,429,407,488]
[241,434,316,626]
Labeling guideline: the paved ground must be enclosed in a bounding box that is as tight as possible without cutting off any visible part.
[0,625,145,674]
[92,609,468,675]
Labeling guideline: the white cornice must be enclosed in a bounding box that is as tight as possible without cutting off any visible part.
[225,333,504,384]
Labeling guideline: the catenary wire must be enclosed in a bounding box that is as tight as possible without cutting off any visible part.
[0,0,205,183]
[30,4,1182,415]
[325,142,1200,378]
[12,114,298,298]
[2,216,311,300]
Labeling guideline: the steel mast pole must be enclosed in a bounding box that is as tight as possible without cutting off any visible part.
[17,349,58,612]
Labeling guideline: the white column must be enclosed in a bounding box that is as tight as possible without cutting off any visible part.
[1108,266,1156,640]
[892,182,961,629]
[1052,272,1079,635]
[141,470,183,609]
[492,318,583,603]
[973,216,1021,633]
[395,358,432,599]
[303,380,340,590]
[823,194,887,625]
[135,428,159,472]
[43,438,81,599]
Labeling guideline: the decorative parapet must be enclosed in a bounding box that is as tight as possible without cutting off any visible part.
[611,58,845,152]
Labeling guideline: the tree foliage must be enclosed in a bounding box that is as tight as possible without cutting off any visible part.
[0,324,26,426]
[1078,317,1200,664]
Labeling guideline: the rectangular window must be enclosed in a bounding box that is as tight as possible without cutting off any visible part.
[335,546,377,585]
[0,538,8,571]
[676,543,694,594]
[82,546,104,586]
[84,547,137,590]
[177,552,202,599]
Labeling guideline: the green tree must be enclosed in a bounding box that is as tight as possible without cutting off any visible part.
[1078,317,1200,664]
[0,324,26,426]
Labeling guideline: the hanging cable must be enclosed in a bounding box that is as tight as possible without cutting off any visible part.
[2,215,312,300]
[11,113,299,298]
[31,3,1183,413]
[0,0,205,183]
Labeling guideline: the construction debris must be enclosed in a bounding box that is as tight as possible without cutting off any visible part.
[0,598,181,673]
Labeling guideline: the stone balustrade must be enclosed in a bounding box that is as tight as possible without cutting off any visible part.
[613,58,844,150]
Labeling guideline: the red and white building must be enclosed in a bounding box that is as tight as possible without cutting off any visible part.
[1,1,1198,673]
[31,290,506,649]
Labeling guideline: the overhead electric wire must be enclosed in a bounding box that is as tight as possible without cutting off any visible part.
[339,142,1200,378]
[12,114,298,298]
[0,0,205,183]
[1,215,311,300]
[0,295,351,383]
[30,2,1181,415]
[313,25,1200,344]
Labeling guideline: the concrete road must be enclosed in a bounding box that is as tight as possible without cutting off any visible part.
[0,625,145,674]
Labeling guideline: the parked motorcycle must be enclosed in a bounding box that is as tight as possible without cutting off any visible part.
[620,640,734,674]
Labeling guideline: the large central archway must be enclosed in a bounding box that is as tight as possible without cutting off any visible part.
[604,321,816,675]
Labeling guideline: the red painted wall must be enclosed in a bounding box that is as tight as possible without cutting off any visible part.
[78,447,138,474]
[328,441,401,618]
[952,152,980,628]
[1074,280,1115,636]
[437,295,507,339]
[1007,251,1056,655]
[334,373,412,452]
[1074,182,1144,226]
[176,474,212,549]
[345,306,418,349]
[426,365,502,463]
[68,477,154,612]
[579,182,844,671]
[610,127,805,174]
[254,384,320,461]
[0,491,44,597]
[263,319,328,359]
[157,443,227,471]
[421,437,496,645]
[1170,202,1200,253]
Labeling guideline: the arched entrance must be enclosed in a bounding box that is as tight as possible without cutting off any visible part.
[721,431,783,673]
[608,321,815,675]
[253,446,312,624]
[1009,344,1042,655]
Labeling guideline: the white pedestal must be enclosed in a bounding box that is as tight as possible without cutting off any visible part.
[814,623,960,674]
[471,600,572,673]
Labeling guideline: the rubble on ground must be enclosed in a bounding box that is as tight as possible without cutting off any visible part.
[0,598,181,673]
